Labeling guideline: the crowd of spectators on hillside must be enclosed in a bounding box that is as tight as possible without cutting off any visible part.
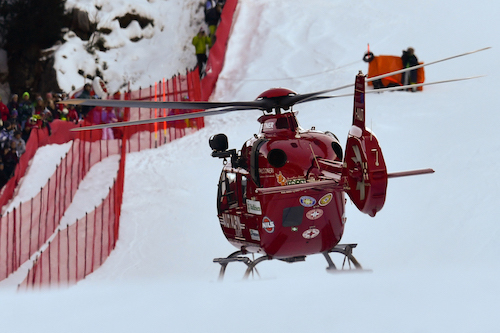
[0,89,84,188]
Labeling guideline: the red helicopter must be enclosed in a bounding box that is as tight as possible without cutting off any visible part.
[208,73,433,279]
[65,48,487,279]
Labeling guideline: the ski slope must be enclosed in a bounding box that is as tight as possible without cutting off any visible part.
[1,0,500,332]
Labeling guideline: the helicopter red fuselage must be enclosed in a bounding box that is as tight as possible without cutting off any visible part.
[216,106,347,259]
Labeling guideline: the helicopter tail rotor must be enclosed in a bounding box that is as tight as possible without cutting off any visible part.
[341,73,388,217]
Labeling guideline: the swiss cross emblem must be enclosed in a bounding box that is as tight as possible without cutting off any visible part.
[306,208,323,220]
[302,228,320,239]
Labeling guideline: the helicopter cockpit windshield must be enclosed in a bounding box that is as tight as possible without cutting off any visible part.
[258,112,299,136]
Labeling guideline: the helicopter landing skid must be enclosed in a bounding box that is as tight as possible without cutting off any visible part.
[323,244,371,273]
[213,244,368,281]
[213,250,270,281]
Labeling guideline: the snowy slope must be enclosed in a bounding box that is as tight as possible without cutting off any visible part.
[1,0,500,332]
[54,0,205,93]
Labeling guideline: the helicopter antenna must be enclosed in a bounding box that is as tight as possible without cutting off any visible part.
[309,143,321,171]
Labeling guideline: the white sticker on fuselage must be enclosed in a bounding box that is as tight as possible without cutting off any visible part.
[246,199,262,215]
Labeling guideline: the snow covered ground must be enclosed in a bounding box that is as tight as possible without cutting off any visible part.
[1,0,500,332]
[55,0,205,93]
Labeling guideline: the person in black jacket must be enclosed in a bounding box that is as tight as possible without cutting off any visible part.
[205,3,222,44]
[401,47,419,89]
[78,83,93,118]
[0,160,9,188]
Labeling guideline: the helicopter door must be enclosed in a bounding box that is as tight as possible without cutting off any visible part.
[217,171,239,213]
[250,139,268,187]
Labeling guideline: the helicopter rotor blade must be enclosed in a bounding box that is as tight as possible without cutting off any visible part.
[366,75,485,92]
[249,47,491,108]
[65,47,489,132]
[298,75,485,103]
[70,75,485,132]
[61,47,490,114]
[69,106,258,131]
[59,98,271,111]
[366,46,490,83]
[62,83,356,113]
[280,83,355,106]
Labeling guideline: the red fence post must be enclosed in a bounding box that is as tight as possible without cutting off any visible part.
[48,241,51,287]
[100,198,105,266]
[6,211,10,276]
[84,213,88,278]
[57,228,61,285]
[54,162,59,231]
[92,205,97,273]
[67,225,70,285]
[18,203,21,268]
[11,208,16,276]
[29,198,33,257]
[44,179,50,243]
[75,219,79,282]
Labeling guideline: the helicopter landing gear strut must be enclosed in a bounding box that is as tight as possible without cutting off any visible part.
[213,250,270,281]
[322,244,367,272]
[213,244,367,280]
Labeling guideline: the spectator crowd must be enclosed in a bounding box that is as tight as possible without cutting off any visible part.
[0,89,84,188]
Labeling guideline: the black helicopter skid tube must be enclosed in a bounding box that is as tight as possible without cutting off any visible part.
[323,244,372,273]
[213,250,268,281]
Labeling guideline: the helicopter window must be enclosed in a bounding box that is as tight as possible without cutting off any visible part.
[241,175,247,202]
[268,149,287,168]
[226,172,236,183]
[275,117,289,129]
[261,119,276,133]
[261,118,292,133]
[332,142,343,160]
[282,206,304,227]
[218,171,238,211]
[250,139,268,187]
[226,172,238,207]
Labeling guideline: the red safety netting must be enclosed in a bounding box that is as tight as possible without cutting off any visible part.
[13,71,205,289]
[9,0,239,289]
[0,136,122,282]
[79,69,205,152]
[0,121,78,211]
[19,167,123,288]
